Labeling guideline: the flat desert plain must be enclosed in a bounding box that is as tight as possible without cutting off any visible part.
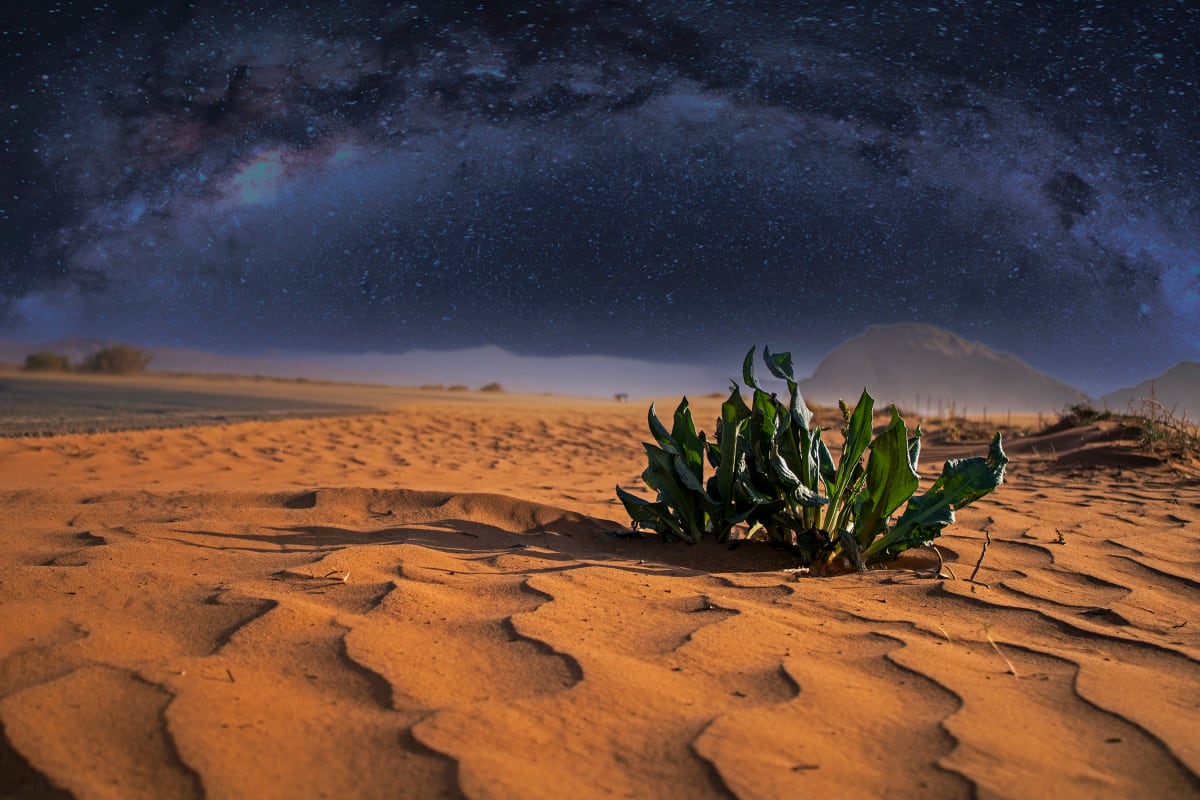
[0,375,1198,799]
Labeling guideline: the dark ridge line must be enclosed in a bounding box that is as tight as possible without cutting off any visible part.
[1036,566,1137,594]
[989,537,1058,562]
[996,641,1200,791]
[74,531,107,546]
[514,578,557,605]
[666,595,740,651]
[395,727,468,800]
[362,579,397,614]
[334,627,397,713]
[134,673,206,800]
[993,581,1131,614]
[499,616,585,686]
[685,730,740,800]
[207,597,279,653]
[929,584,1200,666]
[691,595,739,615]
[0,719,74,800]
[36,555,90,568]
[1108,554,1200,593]
[407,714,475,800]
[774,658,803,702]
[869,630,978,800]
[706,575,797,599]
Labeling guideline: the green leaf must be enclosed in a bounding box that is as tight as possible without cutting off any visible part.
[816,436,836,486]
[751,387,781,445]
[715,401,745,504]
[842,389,876,468]
[616,486,685,540]
[742,347,762,390]
[863,433,1008,561]
[762,345,795,382]
[908,427,923,473]
[642,444,703,542]
[791,483,830,508]
[647,403,673,449]
[822,389,875,531]
[854,407,920,548]
[769,442,802,489]
[929,432,1009,509]
[671,397,705,486]
[673,452,706,494]
[788,380,814,431]
[724,381,752,422]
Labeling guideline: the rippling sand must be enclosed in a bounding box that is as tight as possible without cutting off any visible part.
[1,386,1197,799]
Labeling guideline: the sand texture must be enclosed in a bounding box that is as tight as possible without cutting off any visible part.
[1,389,1198,799]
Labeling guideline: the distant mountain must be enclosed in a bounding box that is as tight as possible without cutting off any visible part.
[796,323,1090,415]
[1101,361,1200,420]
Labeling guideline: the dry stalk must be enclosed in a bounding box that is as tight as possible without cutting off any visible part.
[983,624,1018,678]
[928,544,956,580]
[967,531,991,587]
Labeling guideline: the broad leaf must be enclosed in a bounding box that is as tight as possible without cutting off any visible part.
[762,345,795,382]
[854,408,919,547]
[823,389,875,531]
[616,486,684,540]
[671,398,705,486]
[864,433,1008,560]
[647,403,673,449]
[742,347,762,390]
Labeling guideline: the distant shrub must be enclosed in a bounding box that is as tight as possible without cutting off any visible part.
[479,382,505,393]
[1059,402,1111,426]
[21,351,71,372]
[1130,398,1200,461]
[79,344,151,375]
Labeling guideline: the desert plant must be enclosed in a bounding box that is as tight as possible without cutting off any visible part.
[79,344,151,375]
[1059,401,1111,426]
[617,346,1008,571]
[1132,398,1200,460]
[21,351,71,372]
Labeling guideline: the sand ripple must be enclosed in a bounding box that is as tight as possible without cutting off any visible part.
[1,405,1198,798]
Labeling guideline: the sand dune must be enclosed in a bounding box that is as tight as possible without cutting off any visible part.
[1,390,1197,799]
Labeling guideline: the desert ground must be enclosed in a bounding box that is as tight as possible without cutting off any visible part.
[0,373,1197,799]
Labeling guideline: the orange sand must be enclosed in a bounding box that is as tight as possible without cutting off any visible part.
[1,388,1198,799]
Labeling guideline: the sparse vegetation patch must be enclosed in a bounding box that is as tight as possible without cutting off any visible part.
[21,351,72,372]
[79,344,151,375]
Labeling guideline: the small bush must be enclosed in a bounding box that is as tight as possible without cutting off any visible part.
[479,382,505,393]
[617,346,1007,572]
[79,344,151,375]
[21,351,71,372]
[1059,402,1111,426]
[1131,398,1200,461]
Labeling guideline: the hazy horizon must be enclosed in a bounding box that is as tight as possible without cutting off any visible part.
[2,321,1187,401]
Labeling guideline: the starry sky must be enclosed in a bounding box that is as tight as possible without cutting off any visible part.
[2,0,1198,394]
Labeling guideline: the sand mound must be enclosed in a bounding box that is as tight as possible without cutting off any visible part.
[1,399,1198,798]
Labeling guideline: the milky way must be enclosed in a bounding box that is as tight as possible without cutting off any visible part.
[3,1,1198,393]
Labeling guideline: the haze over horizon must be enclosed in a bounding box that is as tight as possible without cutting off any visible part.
[3,1,1198,394]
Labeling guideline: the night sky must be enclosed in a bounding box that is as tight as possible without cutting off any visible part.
[3,1,1198,394]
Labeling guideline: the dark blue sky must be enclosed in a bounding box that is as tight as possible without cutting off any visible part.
[2,1,1198,394]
